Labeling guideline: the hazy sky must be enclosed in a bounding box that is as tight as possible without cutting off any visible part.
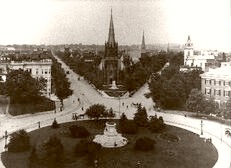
[0,0,230,51]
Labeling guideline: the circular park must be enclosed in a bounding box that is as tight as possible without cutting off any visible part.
[1,117,218,168]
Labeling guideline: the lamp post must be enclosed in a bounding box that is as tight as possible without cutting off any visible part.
[119,96,121,117]
[200,120,203,136]
[4,130,8,151]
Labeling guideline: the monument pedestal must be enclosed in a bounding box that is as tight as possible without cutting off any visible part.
[110,80,118,90]
[93,122,127,148]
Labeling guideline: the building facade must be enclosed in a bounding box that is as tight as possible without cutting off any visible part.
[2,59,52,96]
[200,62,231,107]
[183,36,215,71]
[99,9,123,85]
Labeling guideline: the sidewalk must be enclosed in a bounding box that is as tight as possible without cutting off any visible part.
[1,53,230,168]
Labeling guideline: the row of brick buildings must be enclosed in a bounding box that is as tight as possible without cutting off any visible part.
[201,62,231,108]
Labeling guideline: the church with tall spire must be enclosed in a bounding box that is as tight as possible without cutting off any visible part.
[141,31,146,55]
[99,9,123,85]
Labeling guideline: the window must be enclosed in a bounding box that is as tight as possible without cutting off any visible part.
[225,91,230,97]
[215,89,221,96]
[215,80,219,85]
[44,69,48,74]
[188,51,190,56]
[205,88,211,95]
[26,69,32,74]
[205,79,211,85]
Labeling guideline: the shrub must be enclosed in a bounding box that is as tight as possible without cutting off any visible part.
[120,120,138,134]
[8,129,30,152]
[134,137,156,151]
[51,118,59,129]
[107,108,115,118]
[134,104,148,127]
[69,125,90,138]
[149,116,165,133]
[119,113,128,124]
[118,113,128,130]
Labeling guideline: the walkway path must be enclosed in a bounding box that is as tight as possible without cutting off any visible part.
[0,51,230,168]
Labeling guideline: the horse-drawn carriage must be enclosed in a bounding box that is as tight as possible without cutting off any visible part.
[225,128,231,137]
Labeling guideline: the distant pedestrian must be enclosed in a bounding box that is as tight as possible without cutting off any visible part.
[127,105,128,109]
[38,121,40,128]
[122,102,124,106]
[54,109,56,114]
[82,107,84,111]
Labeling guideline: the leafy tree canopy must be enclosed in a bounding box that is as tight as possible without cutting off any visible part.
[5,69,46,103]
[134,104,148,127]
[85,104,107,120]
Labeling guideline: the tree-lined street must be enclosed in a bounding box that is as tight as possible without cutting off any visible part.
[0,51,230,168]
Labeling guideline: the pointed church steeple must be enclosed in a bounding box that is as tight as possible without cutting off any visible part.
[141,31,146,54]
[185,35,193,47]
[108,9,116,46]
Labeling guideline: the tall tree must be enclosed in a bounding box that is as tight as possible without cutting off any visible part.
[51,58,73,107]
[85,104,107,120]
[5,69,46,103]
[184,88,205,112]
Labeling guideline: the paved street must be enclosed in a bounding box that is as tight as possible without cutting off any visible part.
[0,51,230,168]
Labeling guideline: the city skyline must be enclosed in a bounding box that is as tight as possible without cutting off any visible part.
[0,0,230,51]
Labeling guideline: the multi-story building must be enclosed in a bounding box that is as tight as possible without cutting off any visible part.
[1,59,52,96]
[182,36,215,71]
[200,62,231,107]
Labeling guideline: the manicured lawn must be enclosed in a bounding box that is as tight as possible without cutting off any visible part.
[1,120,218,168]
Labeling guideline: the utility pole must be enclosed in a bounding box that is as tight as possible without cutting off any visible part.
[118,96,120,117]
[4,130,8,151]
[200,120,203,136]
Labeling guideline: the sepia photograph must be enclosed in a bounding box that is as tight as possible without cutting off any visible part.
[0,0,230,167]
